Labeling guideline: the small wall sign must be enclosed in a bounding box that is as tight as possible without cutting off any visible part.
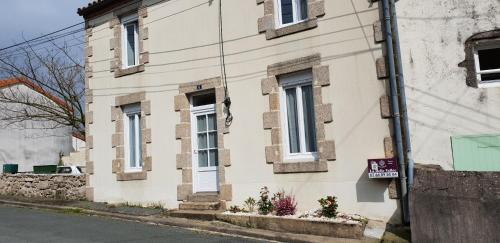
[368,158,399,179]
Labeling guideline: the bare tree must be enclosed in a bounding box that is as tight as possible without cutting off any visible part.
[0,40,85,137]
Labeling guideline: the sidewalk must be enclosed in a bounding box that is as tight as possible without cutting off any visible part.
[0,197,407,243]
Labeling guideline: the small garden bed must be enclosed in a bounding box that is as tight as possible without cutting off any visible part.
[217,187,368,239]
[216,212,366,239]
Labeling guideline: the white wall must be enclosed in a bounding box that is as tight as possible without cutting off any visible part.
[86,0,400,222]
[0,84,73,172]
[397,0,500,169]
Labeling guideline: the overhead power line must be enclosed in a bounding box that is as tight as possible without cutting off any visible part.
[0,22,84,52]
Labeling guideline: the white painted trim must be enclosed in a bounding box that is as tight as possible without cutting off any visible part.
[279,71,318,162]
[275,0,308,28]
[473,44,500,86]
[189,94,219,193]
[123,103,142,172]
[121,14,139,69]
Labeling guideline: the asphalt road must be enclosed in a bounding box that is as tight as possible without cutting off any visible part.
[0,205,266,243]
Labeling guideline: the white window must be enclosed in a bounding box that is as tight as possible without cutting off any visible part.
[122,14,139,68]
[123,103,142,171]
[279,70,318,162]
[276,0,308,27]
[474,44,500,87]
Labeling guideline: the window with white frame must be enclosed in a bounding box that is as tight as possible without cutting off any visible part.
[276,0,308,27]
[123,103,142,171]
[474,44,500,87]
[279,70,317,162]
[122,14,139,68]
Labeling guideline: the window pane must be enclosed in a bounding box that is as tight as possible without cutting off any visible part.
[207,113,217,131]
[299,0,308,20]
[192,92,216,106]
[208,132,218,148]
[301,85,317,152]
[198,150,208,167]
[198,133,207,149]
[209,149,218,167]
[481,73,500,82]
[478,48,500,71]
[128,115,136,167]
[286,88,301,153]
[126,23,137,66]
[280,0,294,24]
[197,116,207,132]
[137,115,143,167]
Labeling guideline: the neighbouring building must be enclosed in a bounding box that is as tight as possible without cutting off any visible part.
[78,0,402,222]
[0,78,78,173]
[397,0,500,171]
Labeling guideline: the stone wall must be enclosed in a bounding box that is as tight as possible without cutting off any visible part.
[410,166,500,243]
[0,174,86,201]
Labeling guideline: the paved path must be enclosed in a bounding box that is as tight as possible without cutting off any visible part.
[0,205,266,243]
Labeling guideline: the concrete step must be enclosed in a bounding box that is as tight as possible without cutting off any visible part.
[179,201,221,211]
[187,193,220,202]
[167,210,221,221]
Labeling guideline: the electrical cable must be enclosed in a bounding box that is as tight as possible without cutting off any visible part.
[218,0,233,126]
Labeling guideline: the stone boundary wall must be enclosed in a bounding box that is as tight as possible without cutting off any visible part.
[410,166,500,243]
[0,174,86,201]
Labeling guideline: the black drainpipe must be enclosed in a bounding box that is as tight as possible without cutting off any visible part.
[382,0,409,224]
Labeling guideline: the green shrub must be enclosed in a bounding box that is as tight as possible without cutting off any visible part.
[244,197,256,213]
[257,186,274,215]
[318,196,338,218]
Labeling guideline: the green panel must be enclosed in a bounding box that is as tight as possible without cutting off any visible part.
[3,164,18,174]
[452,135,500,171]
[33,165,57,174]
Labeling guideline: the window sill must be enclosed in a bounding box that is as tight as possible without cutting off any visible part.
[266,18,318,40]
[478,81,500,88]
[116,171,147,181]
[273,161,327,174]
[114,64,145,78]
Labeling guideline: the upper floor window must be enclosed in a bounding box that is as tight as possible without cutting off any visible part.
[122,14,139,68]
[279,70,317,162]
[277,0,308,27]
[474,44,500,87]
[123,103,142,171]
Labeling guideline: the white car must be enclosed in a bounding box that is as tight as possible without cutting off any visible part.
[56,166,83,175]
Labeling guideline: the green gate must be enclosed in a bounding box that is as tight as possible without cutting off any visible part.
[451,135,500,171]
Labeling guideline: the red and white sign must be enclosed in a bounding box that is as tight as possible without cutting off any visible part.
[368,158,399,179]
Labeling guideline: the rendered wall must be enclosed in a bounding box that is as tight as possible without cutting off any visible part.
[0,84,73,173]
[85,0,399,222]
[397,0,500,169]
[410,166,500,243]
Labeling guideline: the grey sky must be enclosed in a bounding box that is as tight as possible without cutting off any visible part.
[0,0,89,48]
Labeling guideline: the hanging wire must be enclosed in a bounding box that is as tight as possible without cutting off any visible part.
[218,0,233,126]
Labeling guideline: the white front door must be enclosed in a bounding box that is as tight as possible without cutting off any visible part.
[191,104,219,193]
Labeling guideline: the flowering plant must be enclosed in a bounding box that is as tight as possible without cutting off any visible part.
[272,190,297,216]
[318,196,338,218]
[257,186,274,215]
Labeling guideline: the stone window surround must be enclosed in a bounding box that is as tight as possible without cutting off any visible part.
[111,91,152,181]
[174,77,232,202]
[257,0,325,40]
[84,26,94,201]
[262,54,336,174]
[459,30,500,88]
[109,4,149,78]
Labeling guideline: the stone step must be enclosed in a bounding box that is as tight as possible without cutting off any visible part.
[179,201,221,211]
[168,210,221,221]
[187,193,220,202]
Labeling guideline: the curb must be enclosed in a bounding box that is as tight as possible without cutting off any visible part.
[0,199,365,243]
